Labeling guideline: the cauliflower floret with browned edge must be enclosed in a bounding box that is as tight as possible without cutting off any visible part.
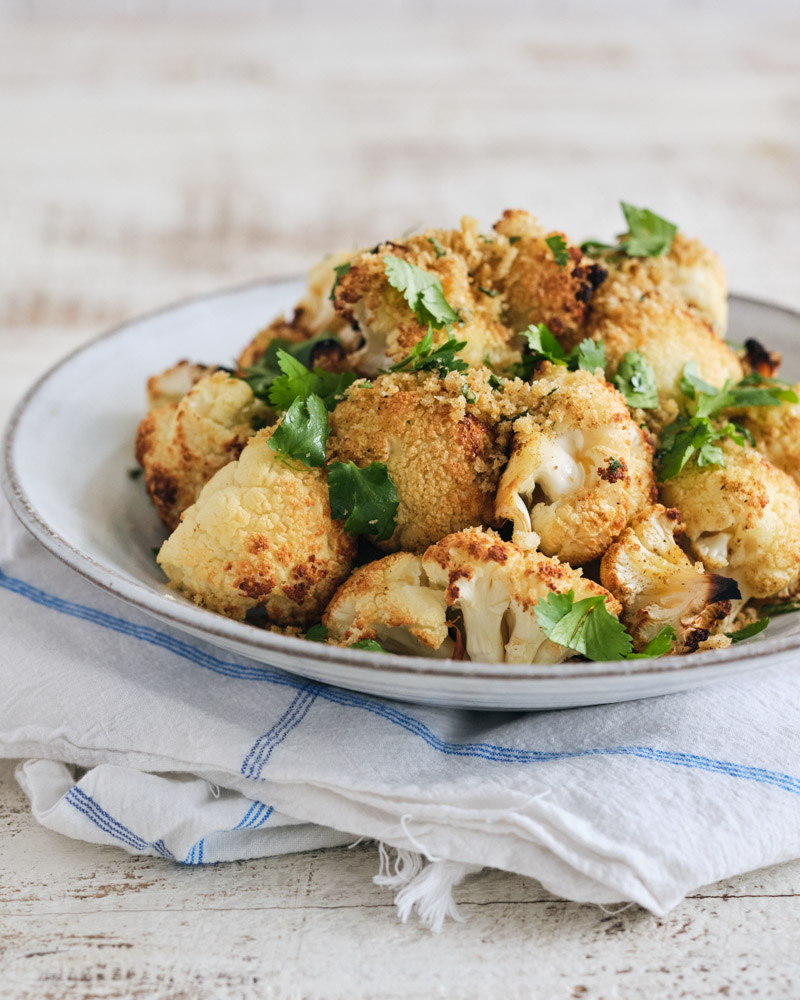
[327,369,535,553]
[660,442,800,602]
[136,371,268,530]
[238,250,358,369]
[323,552,454,657]
[157,427,356,625]
[146,361,214,408]
[728,384,800,488]
[600,504,739,653]
[579,270,742,425]
[495,365,656,566]
[332,217,522,374]
[324,527,621,664]
[493,209,608,339]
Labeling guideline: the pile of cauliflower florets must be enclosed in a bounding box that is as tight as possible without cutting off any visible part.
[135,204,800,665]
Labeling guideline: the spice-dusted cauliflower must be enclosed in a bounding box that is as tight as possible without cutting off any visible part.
[660,442,800,601]
[136,371,268,530]
[494,365,656,565]
[324,527,621,664]
[728,385,800,488]
[332,217,521,374]
[580,272,741,422]
[157,427,356,625]
[323,552,454,657]
[146,361,214,408]
[238,250,358,369]
[600,504,739,653]
[327,369,529,553]
[493,209,608,339]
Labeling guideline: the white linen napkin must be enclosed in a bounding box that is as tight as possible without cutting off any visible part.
[2,496,800,930]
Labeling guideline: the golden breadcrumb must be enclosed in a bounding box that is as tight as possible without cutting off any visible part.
[327,369,537,552]
[157,427,356,625]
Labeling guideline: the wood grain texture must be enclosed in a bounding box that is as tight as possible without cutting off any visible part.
[1,7,800,996]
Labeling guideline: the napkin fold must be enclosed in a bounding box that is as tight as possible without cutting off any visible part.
[2,497,800,929]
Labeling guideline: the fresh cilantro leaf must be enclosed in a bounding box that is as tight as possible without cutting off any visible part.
[241,333,340,400]
[658,363,796,481]
[607,457,623,473]
[625,625,677,659]
[128,467,143,480]
[269,394,329,467]
[581,201,677,259]
[619,202,677,257]
[574,338,606,373]
[305,624,329,642]
[760,600,800,617]
[523,323,568,366]
[389,326,469,376]
[478,286,499,297]
[383,254,460,329]
[151,546,162,561]
[534,591,633,661]
[520,324,605,375]
[726,618,769,642]
[329,262,351,300]
[461,382,476,404]
[488,372,503,391]
[545,234,570,268]
[613,351,659,408]
[349,639,387,652]
[428,236,446,258]
[268,349,357,411]
[508,236,521,245]
[327,460,399,540]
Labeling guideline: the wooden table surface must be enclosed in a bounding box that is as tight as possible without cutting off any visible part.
[2,6,800,997]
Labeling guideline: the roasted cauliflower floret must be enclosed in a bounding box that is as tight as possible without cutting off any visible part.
[584,231,728,334]
[146,361,213,408]
[237,250,358,369]
[493,209,608,339]
[327,369,525,553]
[136,371,267,530]
[495,366,656,565]
[332,217,521,374]
[324,527,621,664]
[660,442,800,601]
[729,385,800,488]
[322,552,454,657]
[600,504,739,653]
[157,427,356,624]
[581,270,741,423]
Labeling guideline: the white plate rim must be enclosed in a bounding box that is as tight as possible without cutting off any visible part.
[4,281,800,686]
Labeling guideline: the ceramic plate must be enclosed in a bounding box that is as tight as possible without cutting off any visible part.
[5,281,800,709]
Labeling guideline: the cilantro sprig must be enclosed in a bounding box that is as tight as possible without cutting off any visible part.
[581,201,677,259]
[327,460,399,541]
[389,326,469,377]
[269,349,357,412]
[612,351,659,409]
[512,323,606,379]
[726,618,769,643]
[534,591,675,661]
[383,255,460,329]
[269,394,329,468]
[349,639,387,652]
[545,234,570,268]
[241,332,340,401]
[305,624,329,642]
[329,262,351,301]
[657,362,798,481]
